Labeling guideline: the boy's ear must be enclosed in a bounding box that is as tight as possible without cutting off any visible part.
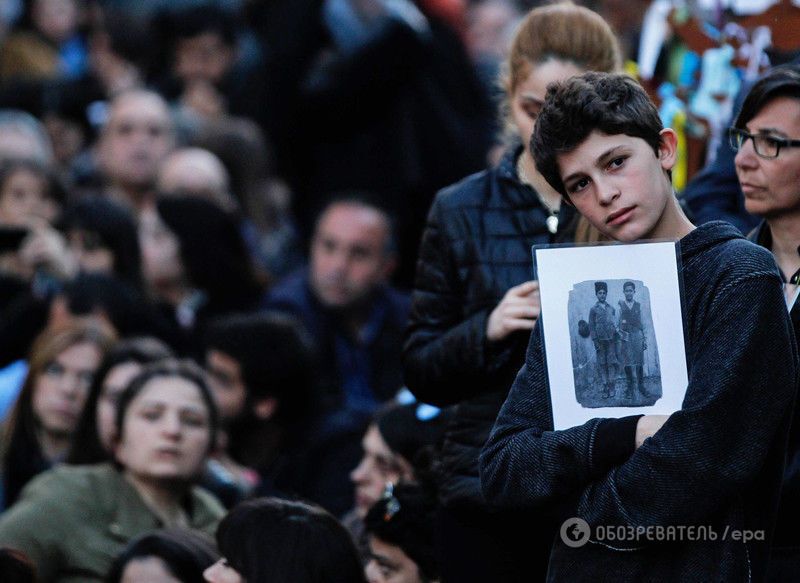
[657,129,678,171]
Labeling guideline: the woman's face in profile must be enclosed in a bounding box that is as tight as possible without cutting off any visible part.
[511,58,584,150]
[114,375,212,483]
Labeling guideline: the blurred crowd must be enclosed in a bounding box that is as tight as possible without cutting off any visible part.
[0,0,796,582]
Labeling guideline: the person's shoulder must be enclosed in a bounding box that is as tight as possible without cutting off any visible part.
[188,485,226,532]
[14,464,115,511]
[709,236,778,279]
[684,222,780,282]
[266,268,311,308]
[432,166,495,211]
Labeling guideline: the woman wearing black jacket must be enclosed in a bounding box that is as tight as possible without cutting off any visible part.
[402,4,621,581]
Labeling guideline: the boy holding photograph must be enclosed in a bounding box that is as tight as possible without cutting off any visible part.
[480,72,798,581]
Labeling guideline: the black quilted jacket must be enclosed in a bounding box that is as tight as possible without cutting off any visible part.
[403,146,577,507]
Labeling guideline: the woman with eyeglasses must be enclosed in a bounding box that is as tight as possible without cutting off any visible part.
[0,320,115,508]
[733,64,800,581]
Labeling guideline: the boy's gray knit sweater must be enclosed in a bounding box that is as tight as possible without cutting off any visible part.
[480,221,799,582]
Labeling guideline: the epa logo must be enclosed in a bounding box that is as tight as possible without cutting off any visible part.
[560,517,590,548]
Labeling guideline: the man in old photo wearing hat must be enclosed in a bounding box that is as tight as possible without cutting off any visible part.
[588,281,617,398]
[618,281,647,399]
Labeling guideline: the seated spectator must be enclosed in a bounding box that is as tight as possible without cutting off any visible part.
[59,196,143,290]
[154,5,258,122]
[0,110,54,166]
[0,158,68,286]
[203,497,366,583]
[0,158,67,308]
[267,196,408,416]
[203,312,315,505]
[157,148,238,212]
[265,196,409,514]
[364,483,439,583]
[0,0,86,84]
[95,89,176,213]
[0,359,225,581]
[191,117,304,281]
[66,336,173,465]
[1,319,114,507]
[139,197,264,353]
[345,401,451,560]
[0,158,62,227]
[106,529,218,583]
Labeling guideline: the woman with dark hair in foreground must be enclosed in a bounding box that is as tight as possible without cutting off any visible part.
[0,359,224,581]
[204,497,366,583]
[106,529,218,583]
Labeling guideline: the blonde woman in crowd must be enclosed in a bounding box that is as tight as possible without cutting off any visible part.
[403,3,622,581]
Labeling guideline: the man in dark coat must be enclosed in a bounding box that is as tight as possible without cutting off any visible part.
[265,196,409,515]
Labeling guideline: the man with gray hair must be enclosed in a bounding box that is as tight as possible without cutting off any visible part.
[0,110,54,166]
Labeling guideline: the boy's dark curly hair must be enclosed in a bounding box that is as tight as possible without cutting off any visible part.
[531,72,664,198]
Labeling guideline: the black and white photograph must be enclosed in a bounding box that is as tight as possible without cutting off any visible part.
[533,241,688,430]
[568,279,661,408]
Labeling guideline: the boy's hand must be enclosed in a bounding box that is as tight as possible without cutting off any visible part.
[486,281,540,342]
[635,415,670,449]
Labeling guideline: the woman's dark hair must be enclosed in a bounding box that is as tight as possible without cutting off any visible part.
[105,529,218,583]
[114,359,219,457]
[67,337,173,465]
[204,311,316,426]
[364,483,439,582]
[374,402,452,481]
[156,197,263,315]
[532,72,664,198]
[2,320,115,507]
[216,498,367,583]
[735,65,800,130]
[59,274,180,342]
[59,197,143,288]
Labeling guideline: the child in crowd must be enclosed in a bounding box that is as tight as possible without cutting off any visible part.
[480,72,798,581]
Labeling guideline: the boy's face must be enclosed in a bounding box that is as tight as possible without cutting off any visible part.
[596,289,607,302]
[734,96,800,219]
[558,130,677,242]
[624,287,635,301]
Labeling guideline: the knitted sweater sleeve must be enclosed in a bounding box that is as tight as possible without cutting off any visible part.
[481,270,797,545]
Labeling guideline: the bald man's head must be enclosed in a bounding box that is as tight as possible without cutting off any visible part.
[157,147,236,211]
[98,90,175,197]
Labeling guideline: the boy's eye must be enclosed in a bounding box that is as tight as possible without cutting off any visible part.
[569,178,590,194]
[609,157,625,169]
